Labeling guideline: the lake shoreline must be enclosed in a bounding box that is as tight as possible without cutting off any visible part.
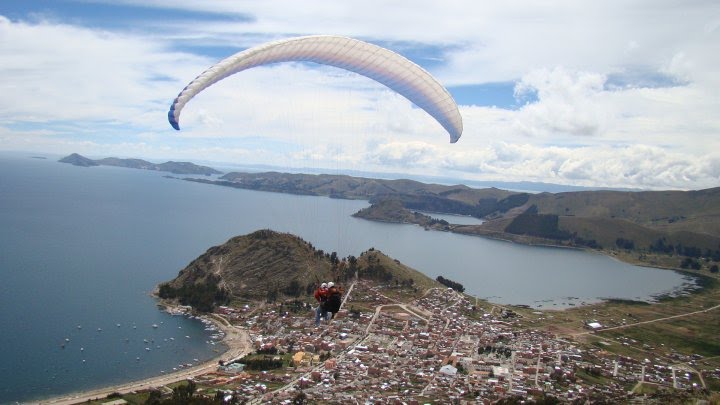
[4,156,707,403]
[36,301,251,405]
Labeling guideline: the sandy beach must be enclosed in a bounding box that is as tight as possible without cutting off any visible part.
[36,309,252,405]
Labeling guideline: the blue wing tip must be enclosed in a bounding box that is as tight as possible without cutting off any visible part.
[168,111,180,131]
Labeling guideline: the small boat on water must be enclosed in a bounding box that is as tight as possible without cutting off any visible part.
[152,324,158,328]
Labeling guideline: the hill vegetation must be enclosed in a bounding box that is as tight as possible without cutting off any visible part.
[352,199,450,230]
[157,229,441,311]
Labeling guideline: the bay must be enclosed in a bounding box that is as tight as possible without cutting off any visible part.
[0,153,696,403]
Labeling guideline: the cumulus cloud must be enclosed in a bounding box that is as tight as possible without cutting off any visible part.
[0,15,209,128]
[1,2,719,190]
[513,68,610,137]
[363,140,720,190]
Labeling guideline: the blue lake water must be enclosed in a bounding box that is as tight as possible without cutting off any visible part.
[415,210,485,225]
[0,153,697,403]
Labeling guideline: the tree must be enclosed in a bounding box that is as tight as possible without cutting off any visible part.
[616,238,634,250]
[650,238,674,254]
[283,279,302,297]
[348,255,358,270]
[436,276,465,292]
[680,257,701,270]
[170,380,196,403]
[292,392,308,405]
[144,389,162,405]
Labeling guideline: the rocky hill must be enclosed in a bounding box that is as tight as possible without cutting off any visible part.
[58,153,99,167]
[157,229,440,311]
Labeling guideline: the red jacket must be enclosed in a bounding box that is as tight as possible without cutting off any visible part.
[314,287,328,303]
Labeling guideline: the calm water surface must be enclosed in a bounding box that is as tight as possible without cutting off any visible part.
[0,154,696,403]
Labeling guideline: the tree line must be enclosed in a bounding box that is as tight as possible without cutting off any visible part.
[436,276,465,292]
[157,274,229,312]
[616,237,720,273]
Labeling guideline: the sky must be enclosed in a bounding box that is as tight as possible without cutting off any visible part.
[1,0,719,190]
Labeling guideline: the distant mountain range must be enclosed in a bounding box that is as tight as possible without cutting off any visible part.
[58,153,222,176]
[56,153,720,272]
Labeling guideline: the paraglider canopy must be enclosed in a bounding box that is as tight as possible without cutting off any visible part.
[168,35,463,143]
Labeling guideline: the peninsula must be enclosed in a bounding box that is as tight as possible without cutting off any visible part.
[45,229,720,403]
[188,170,720,275]
[58,153,222,176]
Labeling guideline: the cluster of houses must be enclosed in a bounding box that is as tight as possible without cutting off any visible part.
[186,281,707,403]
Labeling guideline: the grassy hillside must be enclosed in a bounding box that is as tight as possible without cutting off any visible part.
[352,199,450,229]
[158,229,441,311]
[528,187,720,237]
[159,230,336,306]
[355,248,440,293]
[192,170,720,272]
[559,216,720,252]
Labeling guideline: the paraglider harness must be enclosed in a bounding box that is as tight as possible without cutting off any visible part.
[314,284,330,325]
[318,291,329,313]
[326,286,342,318]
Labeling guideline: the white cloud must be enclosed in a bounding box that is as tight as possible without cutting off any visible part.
[0,15,209,127]
[513,68,610,137]
[362,140,720,190]
[1,2,719,190]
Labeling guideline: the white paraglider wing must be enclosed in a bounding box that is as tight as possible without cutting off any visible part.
[168,35,463,143]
